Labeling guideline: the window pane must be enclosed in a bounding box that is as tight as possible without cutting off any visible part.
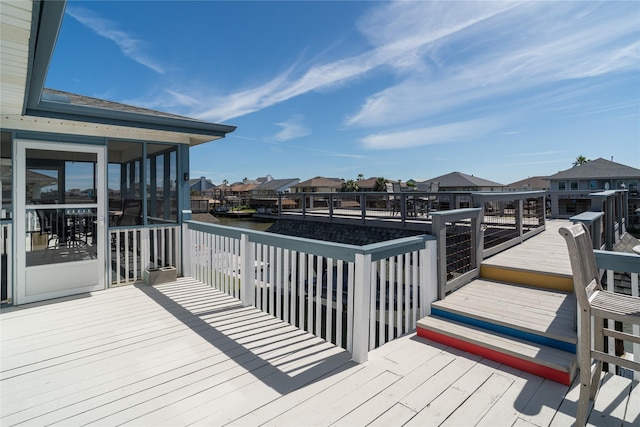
[146,144,177,223]
[108,141,142,227]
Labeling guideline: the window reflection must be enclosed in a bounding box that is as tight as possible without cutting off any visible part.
[26,149,97,205]
[146,144,177,223]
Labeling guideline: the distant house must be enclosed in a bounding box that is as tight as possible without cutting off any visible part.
[505,176,550,192]
[417,172,504,192]
[291,177,343,193]
[189,177,218,213]
[247,177,300,212]
[251,177,300,197]
[190,176,216,195]
[547,158,639,222]
[229,183,257,205]
[356,177,383,192]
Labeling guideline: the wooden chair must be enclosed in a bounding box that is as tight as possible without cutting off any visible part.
[558,223,640,426]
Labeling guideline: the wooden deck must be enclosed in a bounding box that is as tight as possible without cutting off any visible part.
[2,277,637,426]
[482,220,574,278]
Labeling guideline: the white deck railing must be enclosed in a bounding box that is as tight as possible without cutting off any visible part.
[109,224,181,285]
[184,220,437,362]
[594,250,640,381]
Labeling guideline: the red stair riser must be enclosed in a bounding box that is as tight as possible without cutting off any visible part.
[417,327,571,386]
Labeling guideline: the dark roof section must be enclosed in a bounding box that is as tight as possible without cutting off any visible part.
[30,89,236,140]
[421,171,504,188]
[507,176,550,189]
[190,177,216,191]
[256,178,299,191]
[292,177,343,188]
[549,158,640,180]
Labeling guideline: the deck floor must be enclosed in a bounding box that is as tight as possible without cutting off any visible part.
[1,278,638,426]
[482,220,574,277]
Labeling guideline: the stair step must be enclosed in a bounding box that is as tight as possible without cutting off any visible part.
[417,315,577,385]
[480,264,574,292]
[432,279,577,353]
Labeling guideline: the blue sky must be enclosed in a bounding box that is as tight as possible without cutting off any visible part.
[46,1,640,185]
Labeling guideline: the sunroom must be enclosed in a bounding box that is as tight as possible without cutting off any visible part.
[0,0,235,305]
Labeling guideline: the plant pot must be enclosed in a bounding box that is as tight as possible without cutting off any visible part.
[144,266,177,285]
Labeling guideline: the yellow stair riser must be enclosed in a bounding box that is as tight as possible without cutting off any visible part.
[480,265,574,293]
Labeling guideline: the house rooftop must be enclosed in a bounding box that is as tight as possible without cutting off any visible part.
[421,171,504,188]
[293,177,343,188]
[549,158,640,180]
[507,176,550,189]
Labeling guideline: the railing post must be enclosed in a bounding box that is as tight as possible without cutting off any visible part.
[240,233,255,307]
[360,193,366,223]
[431,215,447,300]
[329,194,334,220]
[606,195,614,250]
[419,239,438,318]
[181,222,191,277]
[302,193,307,219]
[472,212,483,271]
[352,252,372,363]
[516,198,524,242]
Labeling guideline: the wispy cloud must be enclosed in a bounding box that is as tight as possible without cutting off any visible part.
[347,1,639,129]
[66,6,166,74]
[193,1,517,122]
[271,114,311,142]
[360,118,503,150]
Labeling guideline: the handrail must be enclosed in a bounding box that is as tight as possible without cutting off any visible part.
[187,220,433,262]
[594,250,640,274]
[593,249,640,381]
[571,212,604,249]
[184,220,438,363]
[430,208,483,298]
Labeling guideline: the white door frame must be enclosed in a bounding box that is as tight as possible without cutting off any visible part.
[14,139,107,305]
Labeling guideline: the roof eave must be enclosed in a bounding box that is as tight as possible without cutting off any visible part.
[24,0,66,113]
[27,100,237,140]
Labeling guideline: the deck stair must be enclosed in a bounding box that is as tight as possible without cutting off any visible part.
[417,221,579,385]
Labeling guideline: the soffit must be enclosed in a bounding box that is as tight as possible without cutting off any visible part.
[0,1,32,116]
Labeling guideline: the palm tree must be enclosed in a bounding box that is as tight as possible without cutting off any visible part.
[341,179,359,192]
[357,173,364,181]
[573,155,590,167]
[373,177,387,192]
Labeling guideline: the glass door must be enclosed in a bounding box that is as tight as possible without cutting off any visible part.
[15,140,106,304]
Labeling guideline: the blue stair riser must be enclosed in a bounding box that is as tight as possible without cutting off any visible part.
[431,307,576,354]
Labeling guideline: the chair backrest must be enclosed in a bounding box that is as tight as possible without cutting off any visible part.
[392,182,402,193]
[429,181,439,193]
[118,199,142,226]
[558,223,602,308]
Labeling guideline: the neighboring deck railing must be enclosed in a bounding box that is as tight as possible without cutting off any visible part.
[109,224,181,285]
[184,220,437,362]
[590,190,628,250]
[594,250,640,381]
[1,220,11,304]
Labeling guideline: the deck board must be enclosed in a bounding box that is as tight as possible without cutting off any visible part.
[432,279,577,342]
[2,277,636,426]
[482,220,574,277]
